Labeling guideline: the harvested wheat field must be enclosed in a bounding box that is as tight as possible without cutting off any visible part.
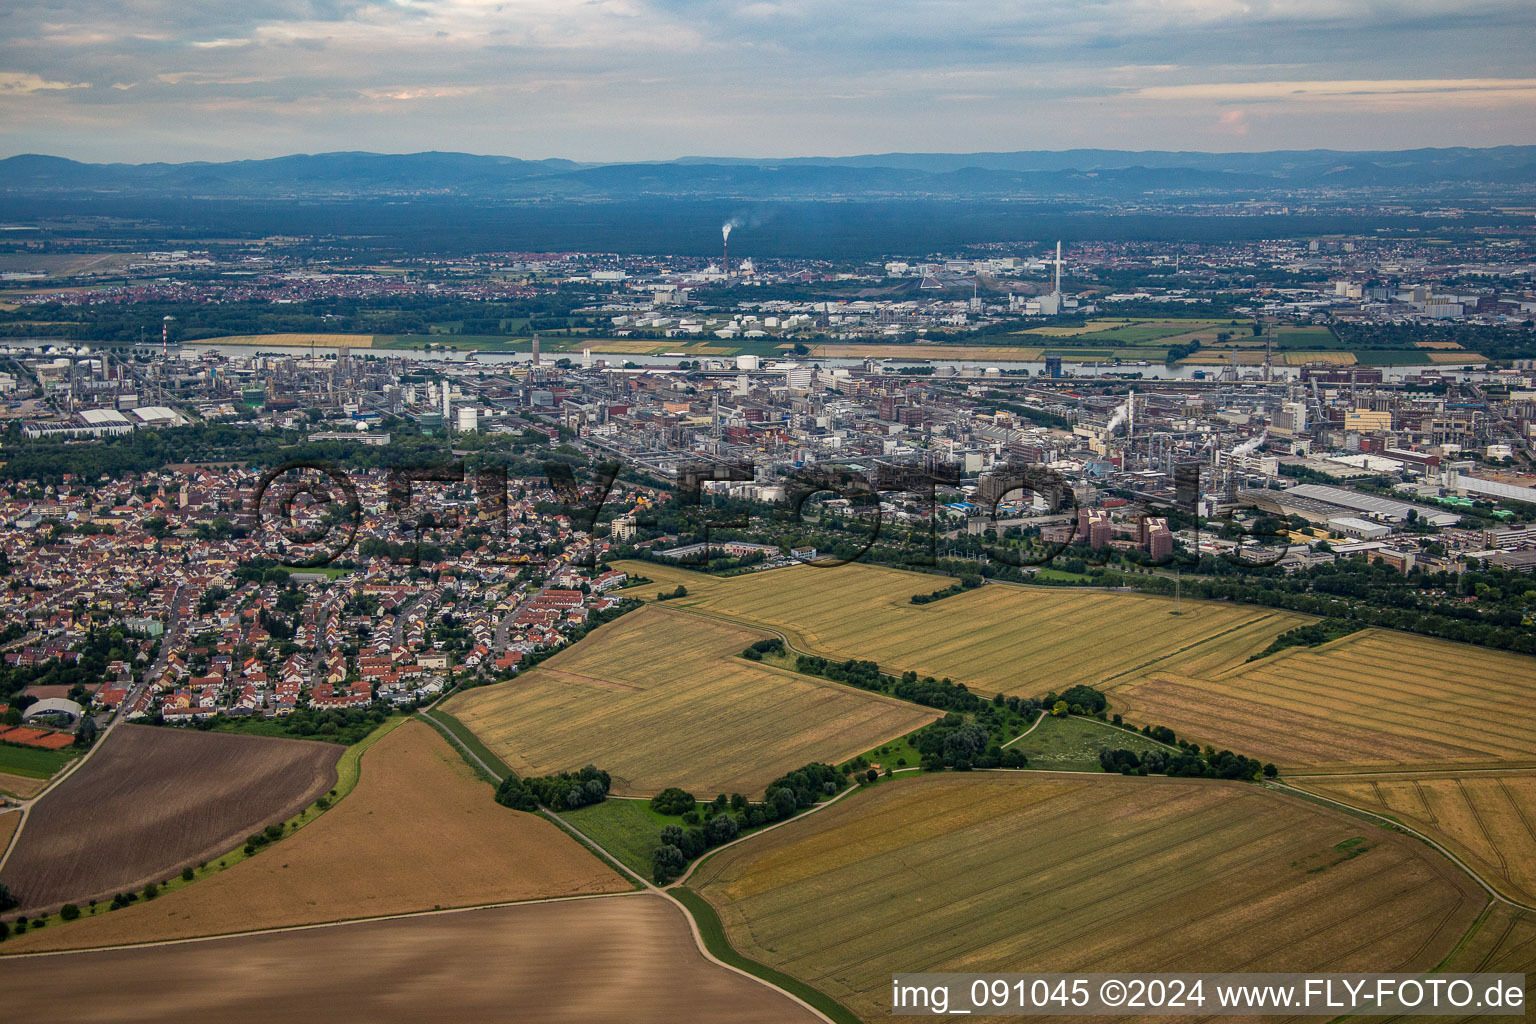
[1284,350,1357,365]
[0,771,43,799]
[448,605,936,797]
[1291,771,1536,904]
[613,560,1306,695]
[0,719,627,953]
[1379,904,1536,1024]
[0,894,820,1024]
[690,772,1484,1024]
[0,724,340,917]
[1106,629,1536,772]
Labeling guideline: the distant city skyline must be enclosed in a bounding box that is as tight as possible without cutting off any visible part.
[1,0,1534,163]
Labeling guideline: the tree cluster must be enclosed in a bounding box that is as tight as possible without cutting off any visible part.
[651,763,846,883]
[494,764,611,812]
[739,637,785,661]
[910,576,979,604]
[915,713,1029,771]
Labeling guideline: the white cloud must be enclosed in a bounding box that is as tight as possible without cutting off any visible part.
[0,72,90,94]
[1,0,1533,158]
[1130,78,1536,101]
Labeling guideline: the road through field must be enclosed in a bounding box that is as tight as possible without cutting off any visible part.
[1275,773,1536,913]
[419,700,848,1024]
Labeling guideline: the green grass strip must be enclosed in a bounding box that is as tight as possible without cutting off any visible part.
[422,708,514,781]
[0,741,79,780]
[538,810,645,892]
[672,886,861,1024]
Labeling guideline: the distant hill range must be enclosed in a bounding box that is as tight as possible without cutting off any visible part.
[1,147,1533,201]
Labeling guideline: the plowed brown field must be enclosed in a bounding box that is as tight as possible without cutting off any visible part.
[1,720,627,952]
[0,724,340,916]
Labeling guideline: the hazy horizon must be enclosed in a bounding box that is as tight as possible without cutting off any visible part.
[8,141,1536,167]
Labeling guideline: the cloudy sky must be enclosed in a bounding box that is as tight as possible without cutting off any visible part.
[3,0,1535,162]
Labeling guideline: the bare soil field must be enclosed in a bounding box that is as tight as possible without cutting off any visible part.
[0,724,340,916]
[1,720,627,952]
[691,773,1484,1023]
[1291,770,1536,904]
[447,605,936,797]
[0,895,821,1024]
[0,810,18,857]
[613,560,1306,696]
[1106,630,1536,772]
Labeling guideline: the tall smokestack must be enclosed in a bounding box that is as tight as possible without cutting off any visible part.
[1054,241,1062,296]
[1128,389,1135,455]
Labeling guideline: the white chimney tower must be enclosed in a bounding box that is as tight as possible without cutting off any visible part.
[1054,241,1063,297]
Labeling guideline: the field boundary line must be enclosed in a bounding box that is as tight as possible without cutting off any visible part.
[1267,780,1534,913]
[0,889,648,960]
[671,886,857,1024]
[1286,766,1536,779]
[671,778,873,889]
[1,715,404,934]
[543,805,842,1024]
[538,809,648,893]
[544,806,655,891]
[420,707,514,782]
[1098,611,1300,686]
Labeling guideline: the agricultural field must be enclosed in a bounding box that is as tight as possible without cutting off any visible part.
[1284,350,1356,365]
[564,797,684,878]
[0,742,77,780]
[1274,326,1347,349]
[1019,319,1227,344]
[690,773,1484,1023]
[0,725,340,917]
[1006,713,1176,772]
[613,560,1309,696]
[1355,349,1439,365]
[1105,629,1536,772]
[1291,771,1536,904]
[1,720,626,953]
[1393,904,1536,1024]
[0,895,821,1024]
[446,605,937,797]
[202,332,375,348]
[0,769,48,798]
[0,809,17,856]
